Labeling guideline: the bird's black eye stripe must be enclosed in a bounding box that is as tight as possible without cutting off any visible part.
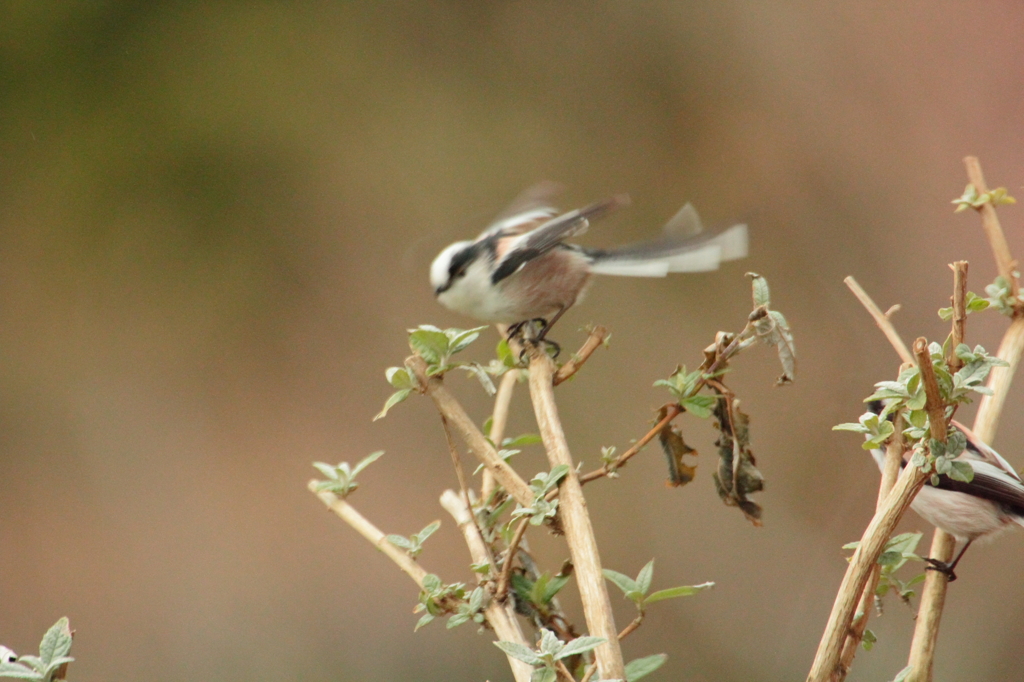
[448,245,476,280]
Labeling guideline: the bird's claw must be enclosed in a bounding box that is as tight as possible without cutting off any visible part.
[924,557,958,582]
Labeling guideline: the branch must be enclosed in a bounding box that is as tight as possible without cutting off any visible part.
[837,417,905,679]
[483,369,520,498]
[528,349,626,680]
[974,317,1024,438]
[808,339,946,682]
[963,156,1020,305]
[409,355,535,508]
[805,460,929,682]
[553,326,609,385]
[308,481,428,588]
[844,276,914,364]
[947,261,969,373]
[439,490,534,682]
[495,518,530,602]
[617,614,644,641]
[578,404,683,484]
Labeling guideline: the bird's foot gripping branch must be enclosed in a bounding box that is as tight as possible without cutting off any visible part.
[310,273,794,682]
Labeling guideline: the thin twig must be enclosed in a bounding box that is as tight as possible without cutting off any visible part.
[916,337,948,442]
[617,614,644,641]
[439,490,534,682]
[975,316,1024,437]
[553,326,609,385]
[495,518,530,602]
[440,414,474,518]
[963,156,1020,306]
[308,481,429,588]
[578,404,683,485]
[528,349,626,680]
[484,370,520,498]
[409,355,535,508]
[947,261,969,373]
[554,660,576,682]
[844,276,914,364]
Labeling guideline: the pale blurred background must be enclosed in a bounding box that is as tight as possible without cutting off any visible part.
[2,3,1023,681]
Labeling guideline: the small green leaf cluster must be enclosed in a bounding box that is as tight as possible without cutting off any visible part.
[474,432,540,475]
[511,571,571,619]
[494,629,606,682]
[386,520,441,559]
[446,586,489,630]
[654,367,718,418]
[914,431,972,485]
[414,574,472,631]
[0,618,74,682]
[376,325,496,420]
[845,532,925,618]
[311,451,383,499]
[511,465,569,525]
[835,343,1006,460]
[951,183,1016,212]
[603,560,714,614]
[983,275,1022,317]
[937,290,990,320]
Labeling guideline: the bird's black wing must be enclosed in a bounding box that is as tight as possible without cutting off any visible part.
[491,195,628,284]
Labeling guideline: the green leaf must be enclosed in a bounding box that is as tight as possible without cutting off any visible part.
[448,326,488,354]
[421,574,442,592]
[625,653,668,681]
[680,394,717,418]
[748,272,771,307]
[603,569,639,596]
[892,665,913,682]
[385,366,414,389]
[948,460,974,483]
[635,560,654,596]
[532,668,557,682]
[645,581,715,604]
[351,451,384,477]
[386,534,413,550]
[414,613,435,631]
[38,619,72,667]
[557,636,607,659]
[503,433,543,448]
[833,423,869,434]
[862,628,877,651]
[374,388,412,421]
[408,328,450,365]
[415,520,441,543]
[446,613,469,629]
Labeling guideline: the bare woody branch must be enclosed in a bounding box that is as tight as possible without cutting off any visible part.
[439,490,534,682]
[578,404,683,485]
[963,156,1020,304]
[837,416,905,679]
[308,481,429,588]
[844,276,914,364]
[408,355,535,508]
[947,261,969,373]
[483,369,520,498]
[807,337,945,682]
[528,349,626,680]
[553,326,610,385]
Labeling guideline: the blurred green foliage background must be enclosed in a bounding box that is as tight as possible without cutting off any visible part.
[2,3,1023,680]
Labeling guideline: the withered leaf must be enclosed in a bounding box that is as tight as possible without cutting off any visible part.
[658,405,697,487]
[711,391,765,526]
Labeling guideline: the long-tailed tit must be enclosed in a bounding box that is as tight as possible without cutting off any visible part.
[429,183,748,341]
[867,403,1024,580]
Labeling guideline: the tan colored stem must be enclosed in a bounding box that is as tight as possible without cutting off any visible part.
[844,276,914,364]
[837,420,905,679]
[948,261,969,373]
[440,490,533,682]
[528,351,625,680]
[495,518,530,602]
[308,481,428,587]
[915,338,948,442]
[553,326,609,385]
[578,404,683,485]
[806,461,929,682]
[906,530,956,682]
[974,317,1024,438]
[963,156,1020,302]
[409,356,534,508]
[484,370,520,498]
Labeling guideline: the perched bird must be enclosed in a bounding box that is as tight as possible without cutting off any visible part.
[868,403,1024,580]
[429,183,748,342]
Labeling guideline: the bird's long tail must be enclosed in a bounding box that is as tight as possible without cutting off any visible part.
[584,203,748,277]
